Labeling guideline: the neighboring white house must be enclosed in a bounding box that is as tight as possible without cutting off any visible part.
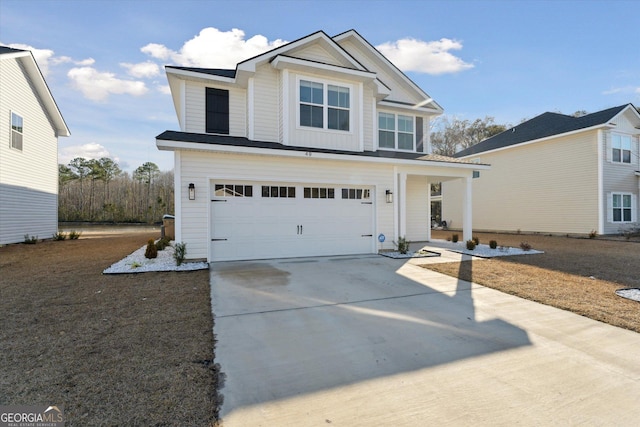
[156,30,488,262]
[443,104,640,235]
[0,46,70,244]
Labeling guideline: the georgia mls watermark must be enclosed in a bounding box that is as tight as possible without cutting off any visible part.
[0,405,64,427]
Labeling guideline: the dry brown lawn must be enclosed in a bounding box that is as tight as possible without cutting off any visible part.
[426,231,640,333]
[0,232,218,426]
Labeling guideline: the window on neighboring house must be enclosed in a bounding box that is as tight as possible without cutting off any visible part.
[378,112,414,151]
[299,80,350,131]
[206,88,229,134]
[612,193,633,222]
[611,134,632,164]
[11,112,23,151]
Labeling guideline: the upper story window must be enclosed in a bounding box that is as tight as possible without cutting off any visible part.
[206,88,229,134]
[299,80,350,131]
[378,112,414,151]
[11,112,23,151]
[611,133,632,164]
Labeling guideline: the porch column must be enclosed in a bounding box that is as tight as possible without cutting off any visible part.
[399,172,407,238]
[462,176,473,242]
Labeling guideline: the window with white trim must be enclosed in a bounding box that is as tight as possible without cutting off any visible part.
[11,112,23,151]
[611,133,632,164]
[299,80,350,131]
[612,193,633,222]
[378,112,414,151]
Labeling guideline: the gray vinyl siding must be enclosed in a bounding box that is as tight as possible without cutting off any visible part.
[602,129,640,234]
[0,57,59,244]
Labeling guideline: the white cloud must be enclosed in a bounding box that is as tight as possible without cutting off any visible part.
[157,84,171,95]
[4,43,55,76]
[602,86,640,96]
[141,27,287,68]
[376,37,474,75]
[120,61,160,78]
[67,66,148,101]
[52,56,95,66]
[59,143,119,165]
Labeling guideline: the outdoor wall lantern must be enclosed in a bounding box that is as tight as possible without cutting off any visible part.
[188,183,196,200]
[385,189,393,204]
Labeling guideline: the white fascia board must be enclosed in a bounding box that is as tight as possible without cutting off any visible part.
[156,138,488,171]
[610,104,640,125]
[271,55,375,81]
[18,54,70,137]
[237,31,365,74]
[0,50,31,60]
[333,30,444,113]
[166,67,237,85]
[378,100,441,115]
[458,124,616,159]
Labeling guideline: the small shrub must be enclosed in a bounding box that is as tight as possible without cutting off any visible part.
[394,236,410,254]
[466,239,476,250]
[145,239,158,259]
[155,237,171,251]
[588,230,597,239]
[23,234,38,244]
[451,233,459,243]
[516,229,522,235]
[53,231,67,241]
[68,230,82,240]
[489,240,498,249]
[472,236,479,245]
[519,241,532,251]
[131,261,142,269]
[173,242,187,266]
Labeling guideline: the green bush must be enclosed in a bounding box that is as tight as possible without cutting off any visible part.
[451,233,459,243]
[145,239,158,259]
[23,234,38,244]
[173,242,187,266]
[155,237,171,251]
[489,240,498,249]
[472,236,479,245]
[68,230,82,240]
[520,241,532,251]
[53,232,67,241]
[394,236,410,254]
[466,239,476,250]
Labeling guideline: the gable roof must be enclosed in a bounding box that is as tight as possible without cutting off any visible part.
[455,104,636,158]
[0,46,70,137]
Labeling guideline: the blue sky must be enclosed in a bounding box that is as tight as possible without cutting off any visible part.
[1,0,638,172]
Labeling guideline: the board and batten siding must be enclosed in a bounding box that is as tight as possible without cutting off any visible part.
[177,150,397,259]
[183,81,246,137]
[0,57,59,244]
[252,64,280,142]
[602,129,640,234]
[443,131,601,235]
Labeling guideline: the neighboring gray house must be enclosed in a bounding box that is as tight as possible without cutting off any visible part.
[156,30,487,262]
[443,104,640,235]
[0,46,70,244]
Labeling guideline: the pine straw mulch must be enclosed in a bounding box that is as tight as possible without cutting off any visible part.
[0,233,219,426]
[424,231,640,333]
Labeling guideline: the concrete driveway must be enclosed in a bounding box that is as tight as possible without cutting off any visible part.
[210,255,640,426]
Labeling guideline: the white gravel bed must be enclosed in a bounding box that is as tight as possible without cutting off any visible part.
[615,288,640,302]
[103,242,209,274]
[425,239,544,258]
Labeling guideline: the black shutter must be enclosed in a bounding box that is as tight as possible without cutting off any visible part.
[206,88,230,134]
[415,117,424,152]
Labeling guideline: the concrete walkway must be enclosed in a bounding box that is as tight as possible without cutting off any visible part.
[210,254,640,426]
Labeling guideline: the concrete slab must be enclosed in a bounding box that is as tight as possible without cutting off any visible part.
[210,255,640,426]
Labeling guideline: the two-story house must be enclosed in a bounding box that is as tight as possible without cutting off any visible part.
[156,30,487,262]
[443,104,640,235]
[0,46,70,244]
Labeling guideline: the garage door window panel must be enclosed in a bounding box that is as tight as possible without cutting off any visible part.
[215,184,252,197]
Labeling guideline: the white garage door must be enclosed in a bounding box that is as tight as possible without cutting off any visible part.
[210,182,374,261]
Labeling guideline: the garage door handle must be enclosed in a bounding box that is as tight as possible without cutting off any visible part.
[211,199,227,202]
[361,234,373,237]
[361,202,373,205]
[211,238,228,241]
